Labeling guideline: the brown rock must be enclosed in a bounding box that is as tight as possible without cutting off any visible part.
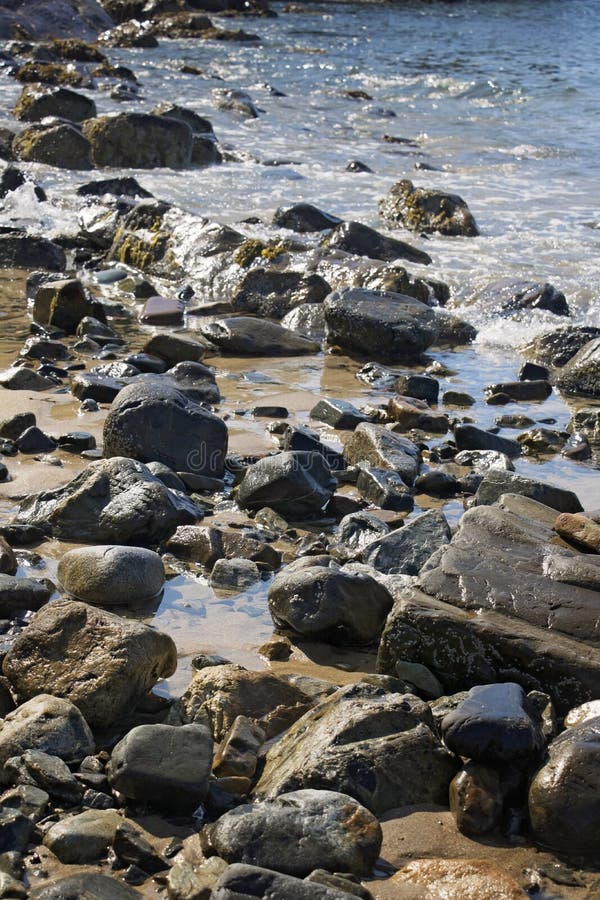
[392,858,527,899]
[449,764,503,836]
[554,512,600,553]
[139,295,184,326]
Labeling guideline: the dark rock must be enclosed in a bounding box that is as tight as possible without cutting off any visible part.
[519,362,549,381]
[113,821,166,874]
[454,424,521,459]
[5,749,84,804]
[57,545,164,606]
[379,179,479,236]
[143,332,207,365]
[82,113,193,168]
[33,278,105,334]
[108,723,212,812]
[200,317,320,356]
[268,561,393,645]
[310,398,367,430]
[213,716,265,780]
[212,864,359,900]
[151,102,214,136]
[0,365,56,391]
[355,466,414,511]
[13,85,96,122]
[3,599,177,729]
[30,873,139,899]
[522,325,600,368]
[346,160,373,173]
[324,288,438,362]
[485,380,552,403]
[139,295,184,325]
[554,337,600,398]
[0,783,48,822]
[324,220,432,265]
[449,763,503,836]
[281,425,346,472]
[16,426,56,453]
[0,234,65,270]
[103,380,228,477]
[77,176,153,198]
[231,269,330,319]
[0,413,35,441]
[517,427,565,456]
[0,574,52,616]
[166,525,280,570]
[477,278,568,316]
[387,396,449,433]
[361,509,451,575]
[58,431,96,452]
[344,423,420,486]
[43,808,120,863]
[394,373,439,403]
[211,558,261,592]
[273,203,342,233]
[415,469,459,497]
[237,451,336,519]
[281,302,327,339]
[0,807,32,854]
[306,870,373,899]
[21,337,71,360]
[13,122,93,169]
[337,511,390,553]
[474,469,582,512]
[434,313,478,346]
[70,372,126,403]
[125,352,166,374]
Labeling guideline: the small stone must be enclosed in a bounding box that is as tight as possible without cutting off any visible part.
[210,558,261,593]
[43,809,120,864]
[16,427,56,454]
[449,763,503,836]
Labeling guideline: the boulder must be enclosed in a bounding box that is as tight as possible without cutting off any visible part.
[337,510,390,553]
[3,599,177,729]
[476,278,568,316]
[143,333,207,366]
[0,366,56,391]
[273,203,342,233]
[30,873,139,900]
[554,512,600,553]
[236,451,336,519]
[344,423,420,486]
[13,457,201,544]
[103,380,228,477]
[379,179,479,236]
[522,325,600,368]
[5,749,83,804]
[57,545,164,606]
[355,466,414,511]
[529,716,600,857]
[13,85,96,122]
[43,809,120,864]
[166,524,280,570]
[180,664,310,741]
[13,122,92,169]
[231,269,330,319]
[200,317,320,356]
[324,288,438,361]
[324,221,432,265]
[281,302,327,339]
[281,424,346,471]
[387,395,449,433]
[0,695,94,785]
[210,558,261,592]
[82,113,194,168]
[0,234,65,270]
[361,509,451,575]
[310,398,367,430]
[107,723,212,812]
[473,469,582,512]
[554,337,600,398]
[254,684,458,814]
[454,424,521,459]
[449,763,503,836]
[212,864,359,900]
[268,561,393,645]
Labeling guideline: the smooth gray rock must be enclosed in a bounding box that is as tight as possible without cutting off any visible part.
[361,510,451,575]
[344,423,420,486]
[201,789,382,878]
[57,545,164,606]
[108,723,212,812]
[473,469,582,512]
[454,424,521,459]
[0,367,56,391]
[210,558,261,592]
[212,864,358,900]
[236,451,336,519]
[200,317,320,356]
[310,398,367,430]
[143,333,207,366]
[43,809,120,863]
[0,412,36,441]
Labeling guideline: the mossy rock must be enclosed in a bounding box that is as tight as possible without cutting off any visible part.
[13,85,96,123]
[15,62,87,87]
[380,179,479,237]
[234,239,288,268]
[82,113,193,169]
[13,123,93,170]
[109,227,182,278]
[48,39,106,62]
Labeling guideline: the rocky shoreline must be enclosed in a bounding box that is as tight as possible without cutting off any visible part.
[0,0,599,897]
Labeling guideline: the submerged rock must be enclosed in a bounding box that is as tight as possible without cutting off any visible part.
[13,85,96,122]
[477,278,569,316]
[379,179,479,236]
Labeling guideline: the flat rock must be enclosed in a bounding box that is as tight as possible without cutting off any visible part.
[324,220,432,265]
[212,864,359,900]
[139,295,184,325]
[3,599,177,729]
[236,451,336,519]
[344,423,420,486]
[361,509,451,575]
[30,873,139,899]
[200,317,320,356]
[392,858,527,899]
[473,469,582,512]
[57,545,164,606]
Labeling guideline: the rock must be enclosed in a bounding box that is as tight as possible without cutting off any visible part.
[0,695,94,785]
[57,545,164,606]
[180,664,310,741]
[443,390,475,407]
[435,312,478,346]
[0,412,36,441]
[3,599,177,729]
[14,457,201,544]
[355,466,414,511]
[13,85,96,122]
[82,113,193,168]
[5,749,83,804]
[212,864,359,900]
[0,783,49,822]
[522,325,600,368]
[454,424,521,459]
[268,561,393,645]
[107,723,212,812]
[202,789,381,878]
[17,426,56,453]
[554,337,600,398]
[441,682,544,764]
[167,857,228,900]
[210,558,261,592]
[394,373,439,403]
[273,203,342,233]
[113,820,166,874]
[281,424,346,472]
[200,317,320,356]
[454,449,514,473]
[380,178,479,236]
[392,859,527,899]
[13,122,93,169]
[337,511,390,553]
[474,469,582,512]
[388,396,449,433]
[139,295,183,325]
[0,234,65,270]
[485,380,552,403]
[0,0,112,42]
[0,574,52,616]
[554,512,600,552]
[0,539,17,576]
[564,700,600,728]
[152,102,214,136]
[477,278,569,316]
[213,716,265,780]
[361,510,451,575]
[254,683,458,814]
[0,366,55,391]
[449,763,503,836]
[33,278,105,334]
[281,302,327,339]
[324,221,432,265]
[77,176,153,199]
[344,423,420,486]
[529,716,600,857]
[30,873,139,899]
[310,398,367,430]
[70,372,126,403]
[0,807,32,854]
[415,469,459,497]
[231,269,330,319]
[236,451,336,519]
[166,525,280,570]
[44,809,120,864]
[143,333,207,366]
[103,380,228,477]
[214,88,259,118]
[324,288,438,362]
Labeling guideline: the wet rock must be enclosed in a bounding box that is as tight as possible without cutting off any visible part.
[474,468,582,511]
[0,1,112,42]
[3,599,177,729]
[0,234,65,270]
[0,539,17,576]
[324,220,432,265]
[0,575,52,616]
[108,723,212,813]
[143,332,207,366]
[268,561,393,645]
[443,389,475,407]
[522,325,600,368]
[281,424,346,471]
[33,278,105,333]
[306,871,372,899]
[5,749,84,805]
[281,302,327,339]
[213,716,265,780]
[236,451,336,519]
[441,682,544,764]
[16,426,56,453]
[0,695,94,784]
[255,683,458,814]
[529,716,600,857]
[214,88,259,118]
[0,365,55,391]
[553,337,600,398]
[517,426,565,455]
[167,857,228,900]
[434,312,478,346]
[13,121,93,169]
[337,510,390,553]
[0,807,32,854]
[355,465,414,511]
[454,448,514,472]
[57,545,164,606]
[139,295,183,325]
[388,396,449,433]
[449,763,504,836]
[210,558,261,592]
[380,179,479,236]
[212,864,359,900]
[113,820,166,874]
[485,379,552,404]
[394,373,439,403]
[82,113,193,168]
[14,456,201,543]
[180,664,310,741]
[202,789,381,877]
[415,469,459,497]
[519,361,549,381]
[310,398,367,430]
[344,423,420,485]
[70,372,126,402]
[564,700,600,728]
[362,509,451,575]
[58,430,97,453]
[152,102,214,136]
[324,288,438,361]
[13,85,96,122]
[14,60,88,87]
[77,176,153,199]
[231,269,330,319]
[44,808,120,863]
[0,413,35,441]
[0,783,49,822]
[166,525,280,570]
[392,859,527,899]
[103,380,228,477]
[454,423,521,458]
[554,512,600,552]
[31,873,140,899]
[273,203,342,233]
[200,317,320,356]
